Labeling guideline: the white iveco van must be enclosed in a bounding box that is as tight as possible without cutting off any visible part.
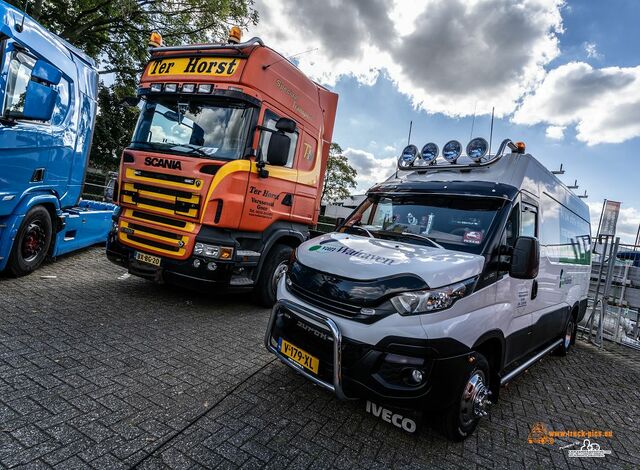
[265,138,591,441]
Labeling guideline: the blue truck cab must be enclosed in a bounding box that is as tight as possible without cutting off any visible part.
[0,1,114,276]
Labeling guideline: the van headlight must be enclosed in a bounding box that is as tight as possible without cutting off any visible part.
[390,277,477,315]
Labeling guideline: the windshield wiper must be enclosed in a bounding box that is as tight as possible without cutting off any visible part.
[171,143,210,157]
[376,230,444,249]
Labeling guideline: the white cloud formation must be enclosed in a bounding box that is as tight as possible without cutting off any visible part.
[545,125,565,140]
[249,0,564,118]
[584,42,602,59]
[514,62,640,145]
[343,147,397,192]
[587,201,640,245]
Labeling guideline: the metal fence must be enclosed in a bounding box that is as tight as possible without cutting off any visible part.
[82,169,117,202]
[580,236,640,350]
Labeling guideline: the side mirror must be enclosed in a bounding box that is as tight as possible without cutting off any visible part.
[266,132,291,166]
[509,236,540,279]
[275,117,296,133]
[32,59,62,85]
[335,217,345,229]
[21,81,58,121]
[119,96,140,108]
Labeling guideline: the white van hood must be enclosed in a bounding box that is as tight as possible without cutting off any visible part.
[297,232,485,288]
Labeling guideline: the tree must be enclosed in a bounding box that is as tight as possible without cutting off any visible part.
[8,0,258,170]
[321,143,358,204]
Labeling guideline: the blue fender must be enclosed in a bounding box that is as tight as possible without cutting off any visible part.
[0,193,61,271]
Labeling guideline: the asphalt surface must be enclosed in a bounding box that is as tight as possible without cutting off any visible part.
[1,247,639,469]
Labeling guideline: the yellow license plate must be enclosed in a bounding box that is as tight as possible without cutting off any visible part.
[279,338,319,374]
[135,251,161,266]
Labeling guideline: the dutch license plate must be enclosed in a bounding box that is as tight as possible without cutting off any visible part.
[279,338,319,374]
[134,251,161,266]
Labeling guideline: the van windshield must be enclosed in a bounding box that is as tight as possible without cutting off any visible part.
[130,97,255,160]
[339,194,506,254]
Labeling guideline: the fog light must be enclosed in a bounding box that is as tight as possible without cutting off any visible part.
[207,262,217,271]
[410,369,424,384]
[193,259,201,268]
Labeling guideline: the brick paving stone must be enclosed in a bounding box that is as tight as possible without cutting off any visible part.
[1,247,639,469]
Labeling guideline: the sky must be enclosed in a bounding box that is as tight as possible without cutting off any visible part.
[247,0,640,244]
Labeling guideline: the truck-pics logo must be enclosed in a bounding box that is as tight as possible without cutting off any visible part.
[308,242,396,265]
[144,157,182,170]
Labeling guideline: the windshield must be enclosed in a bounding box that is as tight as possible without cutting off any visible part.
[130,97,255,160]
[340,194,505,254]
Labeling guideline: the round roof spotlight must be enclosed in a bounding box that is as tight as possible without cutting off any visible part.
[466,137,489,162]
[398,144,419,168]
[442,140,462,163]
[420,142,439,165]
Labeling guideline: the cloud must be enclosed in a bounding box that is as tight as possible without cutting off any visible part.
[249,0,564,117]
[587,201,640,245]
[513,62,640,145]
[545,125,565,140]
[343,147,397,192]
[584,41,602,59]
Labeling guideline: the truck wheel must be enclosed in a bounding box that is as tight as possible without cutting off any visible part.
[554,314,576,356]
[254,244,292,307]
[439,353,491,441]
[7,206,53,277]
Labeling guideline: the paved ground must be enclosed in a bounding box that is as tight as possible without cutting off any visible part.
[1,247,639,469]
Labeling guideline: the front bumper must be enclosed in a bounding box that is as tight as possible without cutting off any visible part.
[265,299,473,412]
[106,230,236,289]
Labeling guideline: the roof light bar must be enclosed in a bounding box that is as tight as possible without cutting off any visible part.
[466,137,489,162]
[442,140,462,163]
[398,145,419,169]
[420,143,439,165]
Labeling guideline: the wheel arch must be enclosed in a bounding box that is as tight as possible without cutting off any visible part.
[254,229,306,280]
[472,330,505,400]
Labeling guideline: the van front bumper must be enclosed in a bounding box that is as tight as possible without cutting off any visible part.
[265,299,474,412]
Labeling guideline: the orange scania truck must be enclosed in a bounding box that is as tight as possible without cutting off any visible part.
[106,30,338,305]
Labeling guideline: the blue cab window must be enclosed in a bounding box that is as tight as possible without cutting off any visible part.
[51,77,70,126]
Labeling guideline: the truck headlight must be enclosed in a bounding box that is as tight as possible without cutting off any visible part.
[193,242,234,260]
[390,277,477,315]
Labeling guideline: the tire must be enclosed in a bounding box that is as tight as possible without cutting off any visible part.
[439,353,491,441]
[554,314,576,356]
[7,206,53,277]
[254,244,292,307]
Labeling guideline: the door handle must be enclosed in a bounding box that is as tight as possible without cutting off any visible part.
[531,279,538,300]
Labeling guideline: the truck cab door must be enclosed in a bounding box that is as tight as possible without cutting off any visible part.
[241,108,298,230]
[0,46,53,217]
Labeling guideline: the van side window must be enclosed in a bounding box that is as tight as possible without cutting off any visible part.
[521,205,537,238]
[498,204,520,276]
[259,109,298,168]
[4,51,36,118]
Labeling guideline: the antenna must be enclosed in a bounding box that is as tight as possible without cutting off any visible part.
[469,102,477,140]
[262,47,318,70]
[578,190,588,199]
[16,0,28,32]
[407,120,412,145]
[551,163,565,175]
[568,179,579,189]
[488,106,495,155]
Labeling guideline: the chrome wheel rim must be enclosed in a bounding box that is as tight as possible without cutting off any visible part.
[564,319,574,349]
[460,370,491,425]
[271,261,288,294]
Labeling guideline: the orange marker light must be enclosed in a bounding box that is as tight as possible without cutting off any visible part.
[228,26,242,44]
[516,141,526,153]
[149,31,163,47]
